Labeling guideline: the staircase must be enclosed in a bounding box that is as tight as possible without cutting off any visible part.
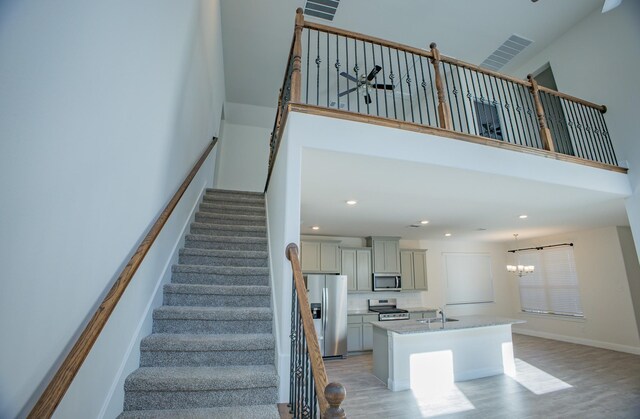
[119,189,279,419]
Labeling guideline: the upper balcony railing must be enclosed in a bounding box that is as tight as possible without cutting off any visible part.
[266,9,624,188]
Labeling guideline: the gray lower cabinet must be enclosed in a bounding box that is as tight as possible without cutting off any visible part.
[347,314,378,351]
[341,247,372,292]
[400,249,428,291]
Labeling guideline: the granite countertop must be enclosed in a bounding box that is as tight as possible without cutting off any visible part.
[370,315,525,334]
[399,306,438,313]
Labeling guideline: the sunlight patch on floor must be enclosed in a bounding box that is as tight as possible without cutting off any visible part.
[506,357,573,395]
[409,350,475,416]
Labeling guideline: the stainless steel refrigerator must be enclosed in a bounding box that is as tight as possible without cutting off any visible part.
[304,274,348,358]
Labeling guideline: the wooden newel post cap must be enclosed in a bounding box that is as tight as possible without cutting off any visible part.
[429,42,437,49]
[324,382,347,419]
[296,7,303,14]
[285,243,299,260]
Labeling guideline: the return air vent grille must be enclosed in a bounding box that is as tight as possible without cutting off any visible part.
[480,34,533,71]
[304,0,340,21]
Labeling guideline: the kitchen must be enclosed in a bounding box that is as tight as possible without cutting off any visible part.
[300,234,520,385]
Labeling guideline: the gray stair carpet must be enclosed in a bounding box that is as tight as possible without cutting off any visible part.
[120,189,278,418]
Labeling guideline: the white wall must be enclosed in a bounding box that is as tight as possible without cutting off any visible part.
[215,122,270,192]
[509,0,640,260]
[265,125,301,402]
[509,227,640,354]
[0,1,226,417]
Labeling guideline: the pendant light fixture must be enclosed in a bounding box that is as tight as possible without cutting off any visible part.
[506,234,535,277]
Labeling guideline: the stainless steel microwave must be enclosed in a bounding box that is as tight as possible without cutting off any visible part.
[373,273,401,291]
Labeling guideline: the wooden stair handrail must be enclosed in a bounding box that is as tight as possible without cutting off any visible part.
[286,243,346,418]
[28,138,218,418]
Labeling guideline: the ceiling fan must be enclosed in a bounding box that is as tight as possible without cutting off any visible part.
[338,65,394,104]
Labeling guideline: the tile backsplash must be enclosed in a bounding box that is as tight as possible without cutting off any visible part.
[347,291,427,310]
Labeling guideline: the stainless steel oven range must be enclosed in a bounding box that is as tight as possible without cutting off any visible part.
[368,298,409,321]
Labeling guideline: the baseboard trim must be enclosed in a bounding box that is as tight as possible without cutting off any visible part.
[513,328,640,355]
[97,182,208,418]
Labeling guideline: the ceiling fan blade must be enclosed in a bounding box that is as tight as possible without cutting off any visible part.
[339,71,359,83]
[338,86,358,97]
[366,65,382,81]
[371,83,394,90]
[602,0,622,13]
[365,93,372,104]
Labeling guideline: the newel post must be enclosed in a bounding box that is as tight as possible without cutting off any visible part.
[324,382,347,419]
[429,43,453,131]
[527,74,555,152]
[290,8,305,103]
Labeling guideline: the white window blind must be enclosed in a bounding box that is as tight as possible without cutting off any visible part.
[517,245,583,317]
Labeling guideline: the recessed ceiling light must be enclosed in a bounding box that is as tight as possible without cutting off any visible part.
[445,233,452,237]
[420,220,429,225]
[346,200,357,206]
[312,226,320,230]
[519,215,528,219]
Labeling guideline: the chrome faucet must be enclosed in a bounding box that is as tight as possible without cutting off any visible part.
[438,307,446,326]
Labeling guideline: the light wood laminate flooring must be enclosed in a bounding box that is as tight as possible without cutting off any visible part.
[324,333,640,418]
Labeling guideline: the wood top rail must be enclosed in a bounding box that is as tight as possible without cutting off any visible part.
[304,19,434,61]
[286,243,346,418]
[28,138,218,418]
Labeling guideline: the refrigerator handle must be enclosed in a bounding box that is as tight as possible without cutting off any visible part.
[322,287,327,336]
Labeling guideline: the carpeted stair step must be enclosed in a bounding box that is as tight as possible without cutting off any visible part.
[184,234,267,251]
[152,306,272,334]
[140,333,275,367]
[118,404,280,419]
[205,188,264,198]
[189,222,267,238]
[171,265,269,286]
[195,212,265,226]
[203,192,264,207]
[123,365,278,411]
[199,202,265,216]
[163,283,270,307]
[179,248,268,267]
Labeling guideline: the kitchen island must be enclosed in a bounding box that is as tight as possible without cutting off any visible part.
[371,316,524,391]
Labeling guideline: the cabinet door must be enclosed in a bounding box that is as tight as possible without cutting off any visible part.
[384,240,400,273]
[320,242,340,273]
[413,251,428,290]
[300,241,321,272]
[373,241,386,273]
[356,249,372,291]
[362,324,373,350]
[347,324,363,352]
[400,251,414,290]
[341,249,357,291]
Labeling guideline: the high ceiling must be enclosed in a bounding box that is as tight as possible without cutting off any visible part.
[219,0,630,243]
[220,0,603,110]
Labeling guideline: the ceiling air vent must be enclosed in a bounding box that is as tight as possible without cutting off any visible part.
[304,0,340,21]
[479,34,533,71]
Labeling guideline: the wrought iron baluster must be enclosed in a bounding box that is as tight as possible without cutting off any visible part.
[380,44,389,118]
[363,39,370,114]
[371,41,380,116]
[480,73,498,140]
[388,46,398,120]
[305,29,310,104]
[335,35,340,110]
[315,30,320,106]
[326,31,330,108]
[419,56,431,126]
[515,84,534,147]
[411,53,423,125]
[403,51,415,122]
[597,109,617,165]
[354,38,360,113]
[442,62,454,130]
[551,93,573,156]
[488,75,506,141]
[498,79,516,145]
[569,100,588,159]
[345,36,350,112]
[395,48,406,121]
[586,106,605,163]
[577,101,597,161]
[448,63,463,132]
[463,68,479,136]
[562,97,582,158]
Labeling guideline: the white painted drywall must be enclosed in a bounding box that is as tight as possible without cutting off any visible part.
[510,227,640,354]
[265,124,302,402]
[509,0,640,261]
[617,226,640,339]
[215,122,270,192]
[0,0,226,417]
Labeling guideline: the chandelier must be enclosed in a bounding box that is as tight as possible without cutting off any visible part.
[506,234,534,277]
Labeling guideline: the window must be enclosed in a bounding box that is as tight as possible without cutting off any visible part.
[516,245,583,317]
[474,100,503,140]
